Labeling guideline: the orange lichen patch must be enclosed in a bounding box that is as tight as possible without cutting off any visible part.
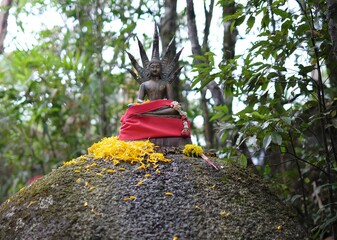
[183,144,203,157]
[118,167,126,171]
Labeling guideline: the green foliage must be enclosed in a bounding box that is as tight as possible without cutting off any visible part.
[0,0,148,203]
[1,0,337,237]
[191,0,337,237]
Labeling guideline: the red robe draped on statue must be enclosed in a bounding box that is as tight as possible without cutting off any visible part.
[118,99,191,141]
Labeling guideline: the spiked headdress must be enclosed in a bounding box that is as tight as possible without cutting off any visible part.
[126,23,183,85]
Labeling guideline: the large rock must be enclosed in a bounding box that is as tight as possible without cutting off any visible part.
[0,150,308,239]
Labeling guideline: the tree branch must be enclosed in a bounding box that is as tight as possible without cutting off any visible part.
[0,0,13,54]
[186,0,225,106]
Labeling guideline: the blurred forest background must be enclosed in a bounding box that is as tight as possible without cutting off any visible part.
[0,0,337,238]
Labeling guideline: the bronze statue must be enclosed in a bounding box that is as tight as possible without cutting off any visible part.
[137,59,174,102]
[126,24,183,104]
[119,24,191,147]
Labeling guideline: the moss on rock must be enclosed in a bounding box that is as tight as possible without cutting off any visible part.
[0,150,308,239]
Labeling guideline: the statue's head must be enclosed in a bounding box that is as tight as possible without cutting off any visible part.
[126,22,183,85]
[148,59,161,77]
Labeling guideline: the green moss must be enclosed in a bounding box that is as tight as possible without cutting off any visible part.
[0,154,308,240]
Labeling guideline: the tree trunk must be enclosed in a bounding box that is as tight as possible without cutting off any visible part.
[326,0,337,94]
[186,0,225,149]
[327,0,337,59]
[222,1,237,114]
[159,0,181,102]
[0,0,13,54]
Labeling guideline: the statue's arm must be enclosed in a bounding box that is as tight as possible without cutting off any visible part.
[166,83,174,100]
[137,83,146,103]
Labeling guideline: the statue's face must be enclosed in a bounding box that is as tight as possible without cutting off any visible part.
[149,61,161,77]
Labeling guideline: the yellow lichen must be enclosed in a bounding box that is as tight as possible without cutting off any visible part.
[165,192,173,197]
[183,144,203,157]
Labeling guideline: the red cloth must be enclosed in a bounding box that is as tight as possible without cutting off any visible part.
[118,99,191,140]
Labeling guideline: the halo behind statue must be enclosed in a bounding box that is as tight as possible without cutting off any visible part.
[126,24,183,85]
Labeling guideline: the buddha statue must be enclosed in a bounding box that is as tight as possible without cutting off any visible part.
[118,24,191,147]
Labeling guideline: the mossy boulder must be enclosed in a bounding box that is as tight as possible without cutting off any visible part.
[0,150,308,239]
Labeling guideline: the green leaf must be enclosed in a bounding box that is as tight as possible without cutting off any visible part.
[271,133,282,145]
[251,111,266,120]
[223,10,243,22]
[273,8,289,19]
[246,16,255,33]
[263,135,272,150]
[281,117,292,125]
[238,154,247,168]
[267,72,279,79]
